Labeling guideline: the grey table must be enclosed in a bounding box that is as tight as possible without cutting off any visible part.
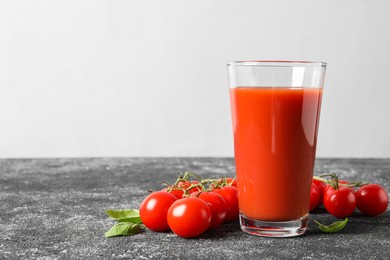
[1,158,389,259]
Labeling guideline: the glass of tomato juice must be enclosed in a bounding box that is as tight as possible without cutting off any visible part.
[227,61,326,237]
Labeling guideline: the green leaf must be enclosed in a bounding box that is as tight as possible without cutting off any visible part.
[104,222,141,237]
[314,218,348,233]
[105,209,142,224]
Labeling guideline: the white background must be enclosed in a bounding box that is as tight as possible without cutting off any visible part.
[1,0,389,158]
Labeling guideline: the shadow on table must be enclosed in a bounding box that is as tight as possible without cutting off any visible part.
[203,209,390,238]
[307,209,390,236]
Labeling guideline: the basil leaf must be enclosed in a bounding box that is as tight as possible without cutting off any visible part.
[105,209,142,224]
[104,222,141,237]
[314,218,348,233]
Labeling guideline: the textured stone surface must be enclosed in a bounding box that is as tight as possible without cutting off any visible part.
[0,158,389,259]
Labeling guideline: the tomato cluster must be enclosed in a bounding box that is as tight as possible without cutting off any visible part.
[310,174,389,218]
[139,173,238,238]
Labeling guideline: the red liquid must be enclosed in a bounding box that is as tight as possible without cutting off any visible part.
[230,87,323,221]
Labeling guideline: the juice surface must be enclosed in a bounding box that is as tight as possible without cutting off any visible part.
[230,87,323,221]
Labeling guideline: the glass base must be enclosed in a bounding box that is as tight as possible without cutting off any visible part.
[239,213,308,237]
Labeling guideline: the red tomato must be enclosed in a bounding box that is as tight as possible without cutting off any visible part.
[139,191,177,232]
[338,180,349,185]
[210,178,237,189]
[324,186,357,218]
[167,197,211,238]
[356,184,389,216]
[226,177,238,188]
[177,180,203,194]
[212,186,239,222]
[218,177,237,188]
[161,187,184,199]
[323,184,332,194]
[312,178,327,205]
[324,180,355,194]
[338,180,355,193]
[191,191,227,229]
[310,182,321,211]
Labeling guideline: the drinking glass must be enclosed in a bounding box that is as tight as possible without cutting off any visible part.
[227,61,326,237]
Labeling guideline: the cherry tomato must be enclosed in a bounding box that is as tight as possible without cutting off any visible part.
[310,182,321,211]
[161,187,184,199]
[177,180,203,194]
[338,179,348,185]
[209,177,237,190]
[226,177,238,188]
[212,186,239,222]
[339,180,355,193]
[191,191,227,229]
[139,191,177,232]
[324,186,357,218]
[356,184,389,216]
[312,178,327,205]
[324,180,355,194]
[167,197,211,238]
[218,177,237,188]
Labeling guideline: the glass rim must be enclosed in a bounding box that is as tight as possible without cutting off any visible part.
[227,60,327,67]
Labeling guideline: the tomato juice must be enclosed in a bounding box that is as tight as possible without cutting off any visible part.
[230,87,323,221]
